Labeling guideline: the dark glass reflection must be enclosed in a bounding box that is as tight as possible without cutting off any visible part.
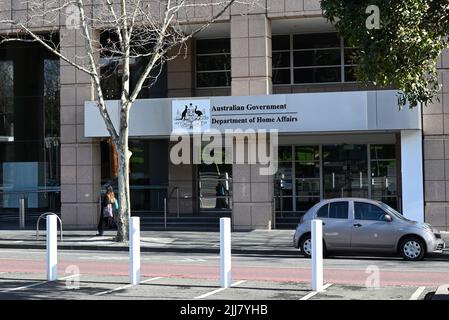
[323,144,368,199]
[0,35,61,226]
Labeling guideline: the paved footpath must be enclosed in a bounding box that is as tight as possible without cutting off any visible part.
[0,229,448,255]
[0,229,299,254]
[0,230,448,301]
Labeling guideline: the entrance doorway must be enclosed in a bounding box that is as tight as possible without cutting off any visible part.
[323,144,368,199]
[275,143,399,220]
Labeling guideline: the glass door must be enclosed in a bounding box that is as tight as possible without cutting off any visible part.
[274,146,294,213]
[295,146,320,211]
[370,144,398,209]
[323,144,368,199]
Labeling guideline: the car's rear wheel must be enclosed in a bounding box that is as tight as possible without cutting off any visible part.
[299,234,327,258]
[400,237,426,261]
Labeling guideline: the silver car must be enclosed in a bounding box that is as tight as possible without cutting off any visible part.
[293,198,445,261]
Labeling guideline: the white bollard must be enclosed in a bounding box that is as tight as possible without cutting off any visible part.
[46,215,57,281]
[311,219,323,291]
[129,216,140,285]
[220,217,231,288]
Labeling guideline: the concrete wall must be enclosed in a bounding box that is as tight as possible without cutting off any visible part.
[59,28,101,229]
[230,13,274,230]
[422,48,449,231]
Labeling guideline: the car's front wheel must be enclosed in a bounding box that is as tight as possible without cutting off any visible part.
[400,237,426,261]
[299,234,327,258]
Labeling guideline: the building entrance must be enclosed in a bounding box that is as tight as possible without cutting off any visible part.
[323,144,368,199]
[275,143,399,220]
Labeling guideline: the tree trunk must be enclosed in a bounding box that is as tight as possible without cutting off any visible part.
[115,108,131,242]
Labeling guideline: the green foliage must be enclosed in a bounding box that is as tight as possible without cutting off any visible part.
[321,0,449,108]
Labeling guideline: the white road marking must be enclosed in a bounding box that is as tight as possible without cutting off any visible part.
[93,277,162,296]
[0,274,79,293]
[299,283,333,300]
[409,286,426,300]
[194,280,247,299]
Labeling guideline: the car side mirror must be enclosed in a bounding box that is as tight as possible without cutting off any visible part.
[384,214,392,222]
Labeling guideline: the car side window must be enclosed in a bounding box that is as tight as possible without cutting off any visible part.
[328,202,349,219]
[354,202,387,221]
[317,204,329,218]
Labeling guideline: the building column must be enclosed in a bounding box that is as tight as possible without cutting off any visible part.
[60,28,101,229]
[230,14,274,230]
[401,130,424,222]
[166,40,196,214]
[422,48,449,231]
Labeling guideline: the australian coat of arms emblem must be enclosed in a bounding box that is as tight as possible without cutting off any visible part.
[172,101,210,132]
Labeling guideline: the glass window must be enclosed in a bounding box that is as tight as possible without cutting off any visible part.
[273,69,291,85]
[329,201,349,219]
[354,202,387,221]
[273,52,291,68]
[0,61,13,139]
[100,30,167,100]
[196,38,231,88]
[294,67,341,84]
[278,146,293,161]
[370,144,397,209]
[317,204,328,218]
[294,49,341,67]
[197,55,231,71]
[199,149,232,211]
[0,35,61,224]
[196,38,230,54]
[273,33,360,85]
[295,146,320,206]
[293,33,340,49]
[196,71,231,88]
[273,35,290,51]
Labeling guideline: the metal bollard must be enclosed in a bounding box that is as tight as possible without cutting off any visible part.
[129,216,140,285]
[311,219,323,291]
[220,217,231,288]
[19,197,25,229]
[46,215,58,281]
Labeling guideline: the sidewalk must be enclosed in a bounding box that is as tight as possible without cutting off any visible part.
[0,229,448,255]
[0,229,299,255]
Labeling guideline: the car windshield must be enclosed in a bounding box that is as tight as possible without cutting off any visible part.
[378,203,412,222]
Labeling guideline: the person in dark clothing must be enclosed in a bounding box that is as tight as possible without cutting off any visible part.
[215,180,227,209]
[97,186,116,236]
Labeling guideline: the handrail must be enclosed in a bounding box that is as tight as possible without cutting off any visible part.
[0,188,60,195]
[36,212,63,242]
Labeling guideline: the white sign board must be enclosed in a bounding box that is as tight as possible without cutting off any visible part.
[85,91,421,137]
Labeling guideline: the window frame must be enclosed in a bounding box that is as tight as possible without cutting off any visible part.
[328,201,349,219]
[316,201,349,220]
[195,37,231,89]
[354,201,389,222]
[272,33,359,86]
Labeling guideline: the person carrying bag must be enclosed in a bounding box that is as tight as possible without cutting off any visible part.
[97,186,116,235]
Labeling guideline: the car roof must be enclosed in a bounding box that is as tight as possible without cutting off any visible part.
[318,198,381,204]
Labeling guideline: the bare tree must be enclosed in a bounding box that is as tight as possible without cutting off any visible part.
[0,0,260,242]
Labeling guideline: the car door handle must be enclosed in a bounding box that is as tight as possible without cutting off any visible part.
[353,223,362,227]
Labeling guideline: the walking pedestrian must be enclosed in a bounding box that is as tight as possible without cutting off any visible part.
[97,185,116,236]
